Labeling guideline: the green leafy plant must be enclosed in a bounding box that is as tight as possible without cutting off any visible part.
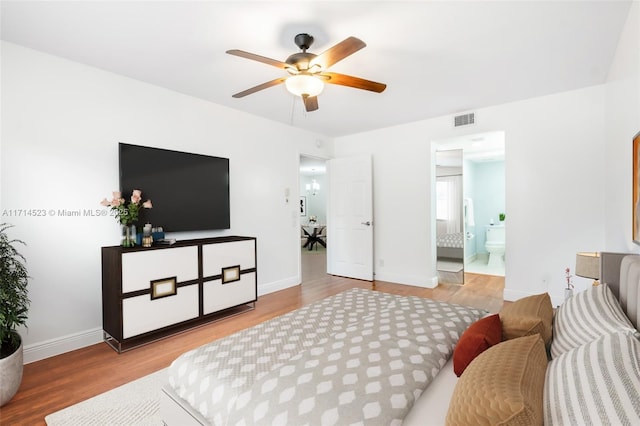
[0,223,30,359]
[499,213,506,221]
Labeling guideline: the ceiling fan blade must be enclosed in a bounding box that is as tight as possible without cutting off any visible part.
[310,36,366,70]
[231,77,287,98]
[303,95,319,112]
[226,49,289,69]
[321,72,387,93]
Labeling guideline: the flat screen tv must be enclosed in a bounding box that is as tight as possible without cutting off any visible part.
[119,143,230,232]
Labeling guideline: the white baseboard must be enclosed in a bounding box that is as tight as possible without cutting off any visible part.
[429,276,439,288]
[257,276,300,296]
[23,327,103,364]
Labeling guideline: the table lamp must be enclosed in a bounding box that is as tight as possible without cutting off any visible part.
[575,252,601,286]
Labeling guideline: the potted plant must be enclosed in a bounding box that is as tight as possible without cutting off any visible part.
[499,213,506,223]
[0,223,30,407]
[564,267,574,301]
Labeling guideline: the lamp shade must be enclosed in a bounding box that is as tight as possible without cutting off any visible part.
[285,74,324,97]
[575,252,600,280]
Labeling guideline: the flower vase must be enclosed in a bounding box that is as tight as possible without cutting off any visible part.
[121,224,136,247]
[564,288,574,301]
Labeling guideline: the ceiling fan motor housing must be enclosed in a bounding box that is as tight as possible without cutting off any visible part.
[285,52,317,73]
[294,33,314,51]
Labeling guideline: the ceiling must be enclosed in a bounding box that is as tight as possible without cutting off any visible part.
[1,1,632,138]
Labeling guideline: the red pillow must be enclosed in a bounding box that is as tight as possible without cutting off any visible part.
[453,314,502,377]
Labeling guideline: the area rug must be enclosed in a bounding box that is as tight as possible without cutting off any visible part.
[45,369,166,425]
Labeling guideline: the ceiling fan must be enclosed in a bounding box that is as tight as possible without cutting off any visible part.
[226,33,387,112]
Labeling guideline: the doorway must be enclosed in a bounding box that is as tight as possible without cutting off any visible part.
[433,131,506,282]
[299,155,328,282]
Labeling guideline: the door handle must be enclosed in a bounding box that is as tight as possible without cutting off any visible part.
[361,221,372,226]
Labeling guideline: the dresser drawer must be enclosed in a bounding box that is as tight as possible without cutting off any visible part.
[122,284,199,338]
[203,272,257,315]
[202,240,255,277]
[121,246,198,293]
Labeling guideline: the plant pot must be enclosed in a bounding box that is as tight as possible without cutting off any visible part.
[121,224,136,247]
[0,333,23,407]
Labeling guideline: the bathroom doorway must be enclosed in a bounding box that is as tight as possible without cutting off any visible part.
[433,131,505,282]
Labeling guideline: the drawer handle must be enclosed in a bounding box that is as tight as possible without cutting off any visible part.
[150,276,177,300]
[222,265,241,284]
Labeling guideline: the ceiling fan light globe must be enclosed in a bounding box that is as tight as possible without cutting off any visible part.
[285,74,324,97]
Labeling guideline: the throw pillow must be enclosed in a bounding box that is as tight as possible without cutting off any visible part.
[453,314,502,377]
[550,284,638,358]
[446,334,547,426]
[544,332,640,424]
[500,293,553,344]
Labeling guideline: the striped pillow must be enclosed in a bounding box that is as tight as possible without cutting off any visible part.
[550,284,638,358]
[544,332,640,425]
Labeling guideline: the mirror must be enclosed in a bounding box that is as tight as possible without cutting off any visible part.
[435,149,464,284]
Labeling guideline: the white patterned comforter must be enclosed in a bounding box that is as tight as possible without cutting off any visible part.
[167,288,484,426]
[436,232,464,248]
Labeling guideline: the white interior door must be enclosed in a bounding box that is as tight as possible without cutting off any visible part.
[327,155,373,281]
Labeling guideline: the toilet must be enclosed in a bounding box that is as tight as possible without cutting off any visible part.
[485,225,506,267]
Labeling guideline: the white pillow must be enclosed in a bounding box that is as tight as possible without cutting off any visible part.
[544,332,640,425]
[550,284,638,359]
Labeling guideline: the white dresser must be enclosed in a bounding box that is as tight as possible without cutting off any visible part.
[101,236,257,352]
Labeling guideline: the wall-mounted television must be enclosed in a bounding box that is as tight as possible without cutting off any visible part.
[119,143,230,232]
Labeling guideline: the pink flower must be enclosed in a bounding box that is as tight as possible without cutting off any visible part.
[565,267,574,289]
[101,189,151,226]
[131,189,142,204]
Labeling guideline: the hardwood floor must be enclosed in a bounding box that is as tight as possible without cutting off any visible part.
[1,257,504,425]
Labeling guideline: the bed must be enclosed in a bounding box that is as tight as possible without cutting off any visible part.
[435,219,464,260]
[436,232,464,260]
[161,289,485,425]
[161,253,640,425]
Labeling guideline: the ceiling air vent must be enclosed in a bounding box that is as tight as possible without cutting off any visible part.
[454,112,475,127]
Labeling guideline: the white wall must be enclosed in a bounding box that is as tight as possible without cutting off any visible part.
[604,1,640,252]
[0,42,333,362]
[333,4,640,300]
[471,160,506,255]
[334,85,607,305]
[299,174,327,224]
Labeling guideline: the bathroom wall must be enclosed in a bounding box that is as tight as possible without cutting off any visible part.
[470,160,506,254]
[463,159,477,260]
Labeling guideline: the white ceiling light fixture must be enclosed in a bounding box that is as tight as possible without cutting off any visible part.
[285,73,324,97]
[306,179,320,195]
